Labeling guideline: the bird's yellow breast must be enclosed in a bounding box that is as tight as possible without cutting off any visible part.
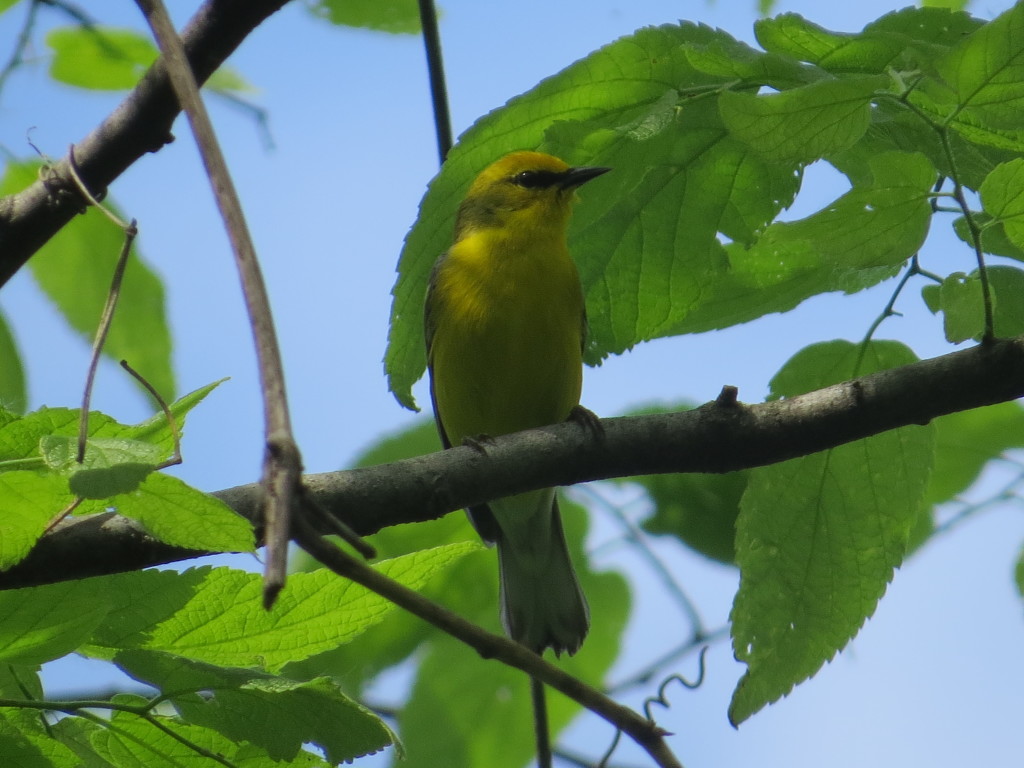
[429,226,584,444]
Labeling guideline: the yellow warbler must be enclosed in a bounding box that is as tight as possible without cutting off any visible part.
[424,151,609,655]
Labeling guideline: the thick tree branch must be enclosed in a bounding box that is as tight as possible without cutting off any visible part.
[0,0,290,289]
[3,335,1022,590]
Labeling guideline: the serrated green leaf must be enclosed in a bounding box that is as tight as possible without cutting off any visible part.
[385,23,762,408]
[116,650,396,764]
[286,419,474,691]
[49,718,114,768]
[90,701,239,768]
[937,272,985,343]
[926,401,1024,507]
[980,159,1024,249]
[0,579,111,665]
[0,471,73,568]
[729,340,933,725]
[674,151,933,334]
[923,266,1024,342]
[0,710,71,768]
[0,664,43,701]
[0,161,175,402]
[398,499,628,768]
[306,0,420,34]
[638,470,745,565]
[955,214,1024,262]
[0,407,119,462]
[46,25,252,94]
[39,434,162,498]
[88,545,479,671]
[0,310,26,414]
[681,36,822,87]
[720,75,889,164]
[117,379,227,455]
[989,266,1024,337]
[0,707,80,768]
[106,473,255,552]
[619,403,742,564]
[936,3,1024,130]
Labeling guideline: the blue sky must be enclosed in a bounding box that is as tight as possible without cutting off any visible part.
[1,0,1022,766]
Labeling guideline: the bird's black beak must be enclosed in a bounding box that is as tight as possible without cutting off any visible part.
[559,165,611,189]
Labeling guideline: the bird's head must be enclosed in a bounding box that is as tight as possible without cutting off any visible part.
[454,151,610,239]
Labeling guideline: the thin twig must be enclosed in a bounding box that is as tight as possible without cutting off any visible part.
[532,675,552,768]
[0,0,41,98]
[68,145,138,464]
[416,0,453,163]
[580,485,706,640]
[555,742,645,768]
[133,0,301,607]
[292,515,684,768]
[119,359,182,468]
[607,626,727,695]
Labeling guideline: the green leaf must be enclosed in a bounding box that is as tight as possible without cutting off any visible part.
[676,151,934,333]
[105,473,255,552]
[0,709,80,768]
[923,272,985,343]
[47,26,156,89]
[753,13,904,73]
[922,266,1024,342]
[0,310,26,414]
[638,470,745,564]
[988,265,1024,338]
[39,434,162,498]
[47,25,252,93]
[117,650,396,764]
[620,403,742,564]
[116,378,227,456]
[729,340,933,725]
[0,471,74,569]
[48,719,113,768]
[936,3,1024,131]
[0,664,43,701]
[923,0,969,10]
[0,161,176,402]
[90,697,239,768]
[398,499,629,768]
[0,407,116,463]
[386,22,772,407]
[88,545,478,671]
[0,579,111,665]
[287,419,476,691]
[1016,543,1024,601]
[720,75,889,164]
[980,158,1024,249]
[955,214,1024,262]
[926,401,1024,507]
[306,0,421,34]
[0,1,21,15]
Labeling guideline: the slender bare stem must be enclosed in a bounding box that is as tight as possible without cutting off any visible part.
[133,0,301,606]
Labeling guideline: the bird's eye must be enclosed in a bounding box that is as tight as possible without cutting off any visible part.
[511,170,555,188]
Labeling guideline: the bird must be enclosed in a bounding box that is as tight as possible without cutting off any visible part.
[424,150,609,655]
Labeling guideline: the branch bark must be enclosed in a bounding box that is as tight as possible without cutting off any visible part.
[0,0,290,288]
[3,335,1022,590]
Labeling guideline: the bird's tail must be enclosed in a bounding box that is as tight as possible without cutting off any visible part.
[492,490,589,656]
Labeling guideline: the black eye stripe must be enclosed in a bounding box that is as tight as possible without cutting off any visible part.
[510,170,562,189]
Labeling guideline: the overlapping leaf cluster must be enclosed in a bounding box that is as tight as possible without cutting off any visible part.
[387,2,1024,727]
